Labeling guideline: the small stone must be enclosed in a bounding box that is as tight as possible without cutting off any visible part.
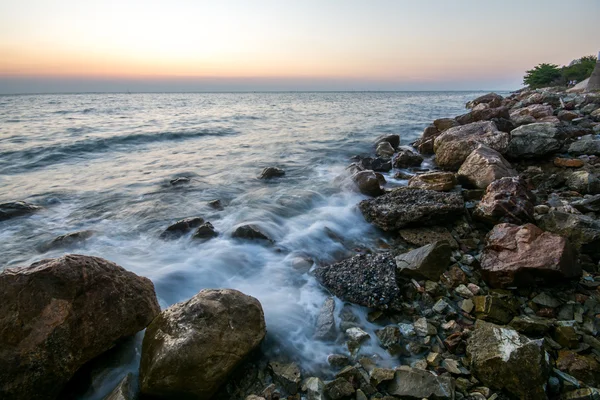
[269,362,302,395]
[375,326,402,355]
[411,358,429,370]
[258,167,285,179]
[534,204,550,214]
[555,158,585,168]
[324,378,355,400]
[232,224,272,242]
[461,299,474,314]
[433,299,450,314]
[370,368,395,387]
[386,366,455,399]
[207,199,224,210]
[376,141,395,158]
[414,317,437,337]
[442,359,463,375]
[455,284,474,298]
[327,354,350,369]
[398,323,416,337]
[303,377,325,400]
[427,352,443,367]
[509,316,551,337]
[395,241,452,282]
[346,327,370,343]
[170,177,190,185]
[473,295,515,325]
[192,222,218,240]
[556,350,600,387]
[553,326,580,349]
[314,298,336,341]
[532,292,561,308]
[467,283,481,295]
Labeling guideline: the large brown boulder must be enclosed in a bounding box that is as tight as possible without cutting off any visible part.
[473,177,535,225]
[457,146,517,189]
[480,223,580,288]
[456,106,510,125]
[0,255,160,400]
[433,121,509,170]
[139,289,266,399]
[358,187,464,231]
[466,93,504,109]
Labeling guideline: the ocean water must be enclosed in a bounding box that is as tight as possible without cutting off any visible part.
[0,91,490,398]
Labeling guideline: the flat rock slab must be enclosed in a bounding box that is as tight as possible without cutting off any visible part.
[314,252,403,311]
[358,187,464,231]
[386,366,454,399]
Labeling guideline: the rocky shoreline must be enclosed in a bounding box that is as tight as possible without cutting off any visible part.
[1,87,600,400]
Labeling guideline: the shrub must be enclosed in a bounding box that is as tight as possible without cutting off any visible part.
[523,63,562,89]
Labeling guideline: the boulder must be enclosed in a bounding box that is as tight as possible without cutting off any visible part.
[433,118,460,132]
[394,241,452,282]
[467,321,549,400]
[0,255,160,400]
[558,110,580,121]
[510,104,554,125]
[408,171,457,191]
[104,373,138,400]
[314,297,336,341]
[258,167,285,179]
[352,170,384,197]
[386,366,454,400]
[269,362,302,395]
[556,350,600,387]
[314,253,403,311]
[466,93,503,109]
[473,177,535,225]
[0,200,41,221]
[457,146,517,189]
[413,125,440,154]
[571,194,600,213]
[160,217,205,239]
[456,106,510,125]
[375,141,395,158]
[357,157,392,172]
[41,230,94,251]
[170,177,190,185]
[480,223,580,288]
[192,222,219,240]
[566,170,600,194]
[358,187,464,231]
[537,211,600,261]
[392,148,423,168]
[433,121,509,170]
[232,224,272,242]
[472,295,515,325]
[569,135,600,156]
[506,122,562,158]
[139,289,266,399]
[397,226,458,249]
[375,134,400,150]
[324,378,355,400]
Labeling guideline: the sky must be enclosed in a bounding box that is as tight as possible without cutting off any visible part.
[0,0,599,93]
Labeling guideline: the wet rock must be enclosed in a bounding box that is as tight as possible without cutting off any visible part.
[567,170,600,194]
[553,325,580,349]
[394,241,452,281]
[335,365,376,396]
[208,199,224,210]
[269,362,302,395]
[258,167,285,179]
[315,253,402,310]
[532,292,561,308]
[408,171,457,191]
[358,187,464,231]
[324,378,355,400]
[457,146,517,189]
[42,230,94,251]
[467,321,549,400]
[139,289,266,399]
[104,373,138,400]
[0,255,160,400]
[414,317,438,336]
[554,157,585,168]
[562,388,600,400]
[398,226,458,249]
[473,295,515,324]
[479,222,580,288]
[352,170,384,197]
[506,122,562,158]
[386,366,455,400]
[232,224,272,242]
[192,222,219,240]
[393,148,423,168]
[466,93,503,109]
[537,211,600,260]
[571,194,600,213]
[556,350,600,387]
[160,216,205,239]
[456,106,510,125]
[376,141,395,158]
[370,368,395,387]
[0,200,41,221]
[170,176,190,185]
[473,177,535,225]
[413,125,440,154]
[314,297,336,341]
[358,157,392,172]
[303,377,325,400]
[569,135,600,156]
[509,316,552,336]
[345,327,370,344]
[433,121,509,170]
[375,326,402,355]
[327,354,351,368]
[375,134,400,150]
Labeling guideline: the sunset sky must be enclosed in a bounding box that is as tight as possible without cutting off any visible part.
[1,0,599,93]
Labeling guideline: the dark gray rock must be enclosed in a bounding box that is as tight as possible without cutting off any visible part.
[394,241,452,282]
[375,134,400,150]
[170,177,190,185]
[324,378,355,400]
[569,134,600,156]
[258,167,285,179]
[352,170,384,197]
[314,252,403,311]
[474,177,535,225]
[506,122,563,158]
[42,230,94,251]
[386,366,454,400]
[232,224,272,242]
[358,157,392,172]
[537,211,600,261]
[393,149,423,168]
[192,222,218,240]
[160,217,205,239]
[104,373,138,400]
[269,362,302,395]
[0,201,41,221]
[314,297,336,341]
[457,145,517,189]
[358,187,464,231]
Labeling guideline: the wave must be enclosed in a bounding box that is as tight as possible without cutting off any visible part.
[0,128,238,173]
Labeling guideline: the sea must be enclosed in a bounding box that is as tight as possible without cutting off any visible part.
[0,91,495,398]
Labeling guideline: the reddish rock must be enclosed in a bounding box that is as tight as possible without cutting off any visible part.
[440,265,468,289]
[0,255,160,400]
[457,145,517,189]
[474,177,535,225]
[554,158,584,168]
[480,223,580,288]
[556,350,600,387]
[456,107,510,125]
[413,125,440,154]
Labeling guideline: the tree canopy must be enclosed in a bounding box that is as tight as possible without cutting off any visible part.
[523,55,597,88]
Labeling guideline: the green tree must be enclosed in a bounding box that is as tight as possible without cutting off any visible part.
[562,55,597,82]
[523,63,562,88]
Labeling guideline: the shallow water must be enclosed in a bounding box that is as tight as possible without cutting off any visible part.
[0,91,495,398]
